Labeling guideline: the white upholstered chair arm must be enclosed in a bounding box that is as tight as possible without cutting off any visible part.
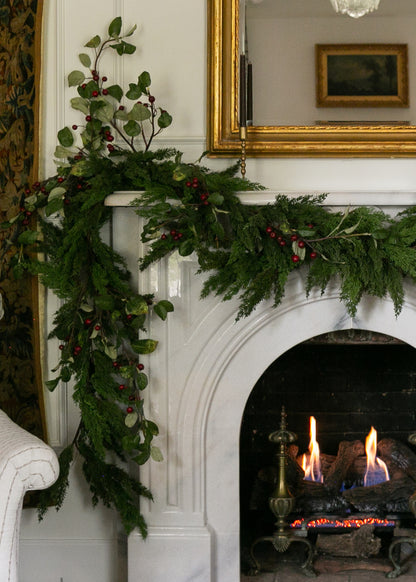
[0,409,59,581]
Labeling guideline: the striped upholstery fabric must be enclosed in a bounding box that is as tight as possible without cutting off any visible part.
[0,410,59,581]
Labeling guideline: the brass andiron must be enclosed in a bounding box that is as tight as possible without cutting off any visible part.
[386,431,416,578]
[249,407,316,577]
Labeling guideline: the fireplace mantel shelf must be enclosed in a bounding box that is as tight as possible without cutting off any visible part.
[105,190,416,209]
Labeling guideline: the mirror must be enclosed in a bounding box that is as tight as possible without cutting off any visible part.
[207,0,416,157]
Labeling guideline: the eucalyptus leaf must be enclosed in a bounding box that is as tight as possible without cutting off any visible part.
[124,24,137,37]
[128,103,151,122]
[150,446,164,462]
[106,84,123,101]
[108,16,122,38]
[124,119,141,137]
[94,99,114,123]
[157,111,172,129]
[126,296,148,315]
[17,230,39,244]
[58,127,74,148]
[131,339,158,354]
[48,186,66,201]
[54,145,75,159]
[45,197,64,217]
[68,70,85,87]
[138,71,151,91]
[45,378,60,392]
[79,53,91,68]
[85,34,101,48]
[70,96,90,115]
[125,83,142,100]
[136,373,148,391]
[125,411,138,428]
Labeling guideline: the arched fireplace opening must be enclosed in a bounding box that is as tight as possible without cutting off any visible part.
[240,330,416,578]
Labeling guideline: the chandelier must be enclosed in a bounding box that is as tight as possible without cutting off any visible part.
[330,0,380,18]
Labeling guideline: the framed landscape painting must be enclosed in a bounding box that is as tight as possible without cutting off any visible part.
[316,44,409,108]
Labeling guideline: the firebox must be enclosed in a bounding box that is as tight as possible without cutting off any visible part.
[240,330,416,578]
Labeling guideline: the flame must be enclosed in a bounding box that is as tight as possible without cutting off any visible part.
[302,416,323,483]
[364,426,389,486]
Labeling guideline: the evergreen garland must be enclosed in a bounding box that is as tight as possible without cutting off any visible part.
[1,16,416,537]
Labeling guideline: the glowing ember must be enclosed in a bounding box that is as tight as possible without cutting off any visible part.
[364,426,390,486]
[290,517,395,529]
[302,416,323,483]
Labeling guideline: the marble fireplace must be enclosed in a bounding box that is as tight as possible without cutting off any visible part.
[105,190,416,582]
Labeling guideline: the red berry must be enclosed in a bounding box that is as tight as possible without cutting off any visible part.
[59,344,64,350]
[137,363,144,371]
[93,75,99,82]
[186,182,192,187]
[81,83,86,89]
[128,395,135,401]
[85,115,91,121]
[102,76,108,82]
[161,233,167,240]
[170,229,177,236]
[192,183,198,189]
[94,324,101,330]
[57,177,64,183]
[265,226,273,233]
[291,254,300,263]
[310,251,317,259]
[126,406,134,414]
[25,210,32,217]
[112,362,119,368]
[25,188,31,194]
[33,181,40,189]
[308,223,314,229]
[118,105,125,110]
[102,89,108,95]
[297,240,305,248]
[119,384,125,391]
[92,90,99,97]
[200,193,208,201]
[107,144,115,152]
[148,95,155,103]
[279,240,286,246]
[106,135,114,142]
[72,124,78,130]
[269,231,276,239]
[290,234,298,241]
[127,314,133,320]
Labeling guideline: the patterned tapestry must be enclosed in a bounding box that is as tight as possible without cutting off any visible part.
[0,0,45,440]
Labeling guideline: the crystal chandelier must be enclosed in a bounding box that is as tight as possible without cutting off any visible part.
[330,0,380,18]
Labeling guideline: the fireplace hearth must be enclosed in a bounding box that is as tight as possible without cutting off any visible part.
[108,191,416,582]
[240,334,416,579]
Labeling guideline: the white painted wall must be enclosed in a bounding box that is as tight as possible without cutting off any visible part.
[19,0,416,580]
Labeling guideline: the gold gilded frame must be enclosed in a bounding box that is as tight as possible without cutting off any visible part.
[316,44,409,108]
[207,0,416,158]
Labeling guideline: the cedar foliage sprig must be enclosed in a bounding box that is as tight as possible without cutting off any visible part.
[134,187,416,320]
[0,18,177,536]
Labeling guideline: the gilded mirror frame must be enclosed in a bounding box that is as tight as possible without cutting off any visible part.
[207,0,416,158]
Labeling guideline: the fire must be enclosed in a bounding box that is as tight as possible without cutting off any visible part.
[302,416,323,483]
[364,426,389,486]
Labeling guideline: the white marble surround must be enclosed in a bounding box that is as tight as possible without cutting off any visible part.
[106,191,416,582]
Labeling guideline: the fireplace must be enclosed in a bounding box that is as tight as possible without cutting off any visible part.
[240,332,416,577]
[106,190,416,582]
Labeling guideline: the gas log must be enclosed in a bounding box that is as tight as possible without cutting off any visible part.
[292,437,416,515]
